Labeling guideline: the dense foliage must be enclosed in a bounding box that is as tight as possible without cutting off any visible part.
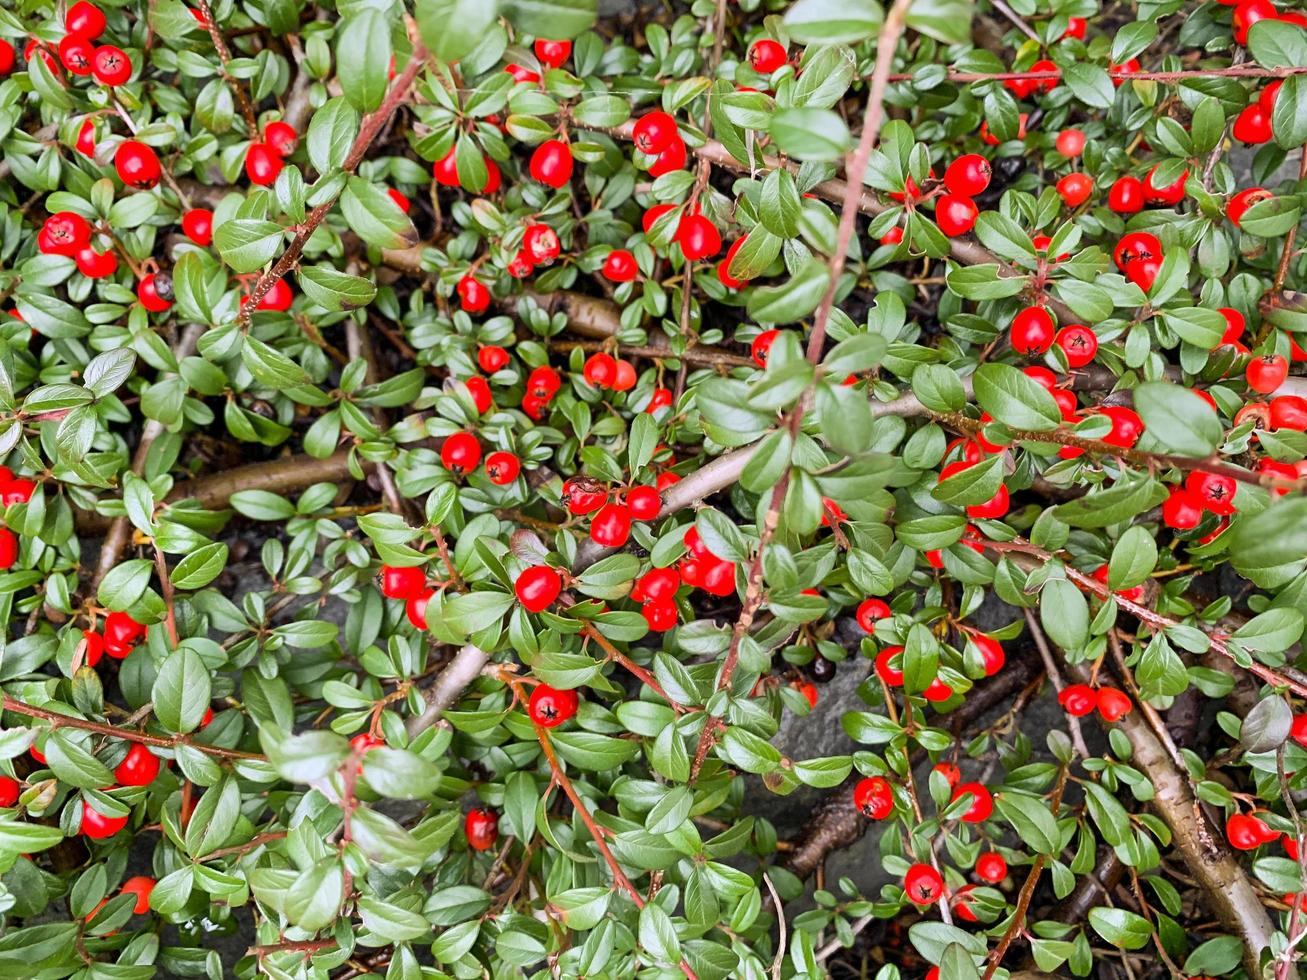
[1,0,1307,977]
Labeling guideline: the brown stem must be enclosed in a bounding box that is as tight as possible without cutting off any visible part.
[197,830,288,862]
[887,65,1307,83]
[1272,148,1307,295]
[1,695,263,761]
[194,0,258,135]
[153,547,180,649]
[236,44,429,326]
[547,339,751,368]
[582,624,688,713]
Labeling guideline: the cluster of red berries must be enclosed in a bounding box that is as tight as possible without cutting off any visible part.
[1057,683,1132,722]
[933,154,991,237]
[380,564,436,630]
[507,222,562,279]
[581,352,638,392]
[1161,470,1238,532]
[522,363,564,420]
[561,475,666,549]
[0,467,35,572]
[1225,811,1286,851]
[79,610,148,667]
[245,120,297,187]
[1008,305,1099,368]
[23,2,135,86]
[1228,0,1307,46]
[467,345,560,432]
[439,431,521,488]
[872,631,1004,704]
[1233,80,1282,145]
[433,147,502,195]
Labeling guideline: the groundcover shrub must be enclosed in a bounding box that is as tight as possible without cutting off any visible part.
[2,0,1307,976]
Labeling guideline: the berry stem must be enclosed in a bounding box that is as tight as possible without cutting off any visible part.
[193,0,258,136]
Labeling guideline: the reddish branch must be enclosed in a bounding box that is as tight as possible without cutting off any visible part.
[236,44,429,325]
[887,65,1307,83]
[1273,148,1307,295]
[193,0,258,135]
[2,695,264,761]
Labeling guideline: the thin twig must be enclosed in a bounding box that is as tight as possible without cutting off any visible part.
[1022,608,1090,759]
[193,0,258,135]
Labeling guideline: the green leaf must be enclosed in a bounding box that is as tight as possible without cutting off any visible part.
[214,219,283,273]
[415,0,500,61]
[1108,525,1157,590]
[1039,578,1088,652]
[1063,63,1115,109]
[932,455,1004,506]
[500,0,596,38]
[972,362,1061,432]
[45,731,115,789]
[768,109,852,162]
[1272,75,1307,149]
[1088,907,1155,950]
[746,260,830,323]
[783,0,883,43]
[1247,18,1307,69]
[242,335,311,388]
[153,648,213,734]
[298,266,378,312]
[1231,498,1307,578]
[905,0,973,44]
[171,543,229,590]
[307,98,361,174]
[759,168,802,239]
[1133,382,1222,458]
[1051,477,1167,529]
[341,177,419,250]
[337,11,390,113]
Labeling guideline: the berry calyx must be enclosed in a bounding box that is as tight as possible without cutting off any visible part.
[854,776,894,819]
[903,863,945,905]
[485,451,520,485]
[528,683,579,727]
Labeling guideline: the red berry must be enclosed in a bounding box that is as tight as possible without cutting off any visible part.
[1125,255,1162,292]
[523,223,560,264]
[1109,58,1140,86]
[1219,307,1246,345]
[1056,172,1093,207]
[589,503,632,547]
[529,140,574,188]
[83,800,128,840]
[976,852,1007,883]
[1227,812,1273,850]
[67,1,108,39]
[75,247,118,280]
[406,590,432,630]
[1186,471,1238,515]
[136,273,173,313]
[534,39,571,68]
[979,114,1028,146]
[440,432,481,473]
[1029,59,1060,93]
[181,209,214,247]
[515,565,562,613]
[602,249,638,283]
[562,477,606,515]
[39,212,92,256]
[643,203,678,234]
[875,645,905,687]
[935,195,978,237]
[751,329,778,368]
[626,485,661,522]
[1055,129,1086,157]
[1162,489,1204,530]
[853,776,894,819]
[0,776,19,807]
[1108,176,1145,214]
[76,119,97,156]
[1228,187,1273,229]
[944,154,992,197]
[256,279,293,312]
[677,214,722,261]
[583,352,618,388]
[1271,395,1307,432]
[1096,687,1132,722]
[1143,166,1187,205]
[478,346,509,373]
[638,567,679,601]
[1058,683,1097,716]
[0,41,11,77]
[115,141,160,190]
[485,451,520,485]
[1233,0,1276,44]
[465,807,498,851]
[954,782,993,822]
[103,611,145,658]
[1056,324,1098,367]
[648,138,687,177]
[1233,103,1273,145]
[972,634,1005,676]
[118,876,154,914]
[351,732,383,754]
[464,375,493,413]
[612,360,636,392]
[245,142,283,186]
[904,864,945,905]
[642,599,678,631]
[1247,354,1288,394]
[381,565,426,600]
[387,188,411,213]
[528,684,579,727]
[1010,306,1055,355]
[1260,80,1283,114]
[748,38,788,74]
[505,63,541,84]
[433,149,459,187]
[457,276,490,313]
[1062,16,1087,38]
[91,45,131,86]
[59,35,96,75]
[264,121,298,157]
[856,598,890,632]
[114,744,160,786]
[880,226,904,246]
[1292,714,1307,748]
[0,478,35,507]
[1113,231,1162,271]
[633,112,679,155]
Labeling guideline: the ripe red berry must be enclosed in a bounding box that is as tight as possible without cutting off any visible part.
[642,599,678,631]
[1029,58,1060,93]
[1260,80,1283,114]
[1227,813,1274,850]
[0,776,17,808]
[972,634,1005,676]
[515,565,562,613]
[643,203,678,235]
[406,590,433,630]
[1055,129,1086,157]
[255,279,293,312]
[562,477,606,515]
[1162,488,1204,530]
[637,567,679,601]
[505,63,541,84]
[602,249,638,283]
[1062,15,1087,39]
[67,1,108,39]
[1058,683,1097,716]
[854,776,894,819]
[529,140,573,188]
[83,800,128,840]
[1293,714,1307,748]
[751,329,778,368]
[465,807,498,851]
[245,142,283,186]
[464,375,493,413]
[954,782,993,822]
[485,451,520,485]
[181,208,214,247]
[633,112,679,155]
[944,154,992,197]
[75,247,117,279]
[115,141,160,190]
[1247,353,1288,394]
[135,272,174,313]
[1219,307,1245,345]
[264,120,298,157]
[1010,306,1055,355]
[1056,172,1094,207]
[1100,406,1144,448]
[76,118,97,156]
[1271,395,1307,432]
[118,876,154,915]
[1228,187,1273,229]
[59,34,96,75]
[748,38,787,73]
[856,598,891,632]
[589,503,632,547]
[528,684,579,727]
[677,214,722,261]
[387,188,411,213]
[612,360,636,392]
[91,45,132,86]
[1096,687,1132,722]
[976,852,1007,883]
[1108,175,1144,214]
[534,39,571,69]
[880,226,904,246]
[583,352,618,388]
[523,223,560,264]
[935,195,979,237]
[1056,324,1098,367]
[39,212,92,256]
[1186,471,1238,515]
[1233,0,1276,44]
[440,432,481,473]
[648,138,687,177]
[875,645,905,687]
[979,113,1028,146]
[457,276,490,313]
[114,744,160,786]
[0,528,16,571]
[433,149,459,187]
[1143,166,1187,205]
[0,41,12,77]
[381,564,426,600]
[478,346,509,373]
[904,864,945,905]
[1233,103,1273,144]
[351,732,383,754]
[626,485,661,521]
[1113,231,1162,271]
